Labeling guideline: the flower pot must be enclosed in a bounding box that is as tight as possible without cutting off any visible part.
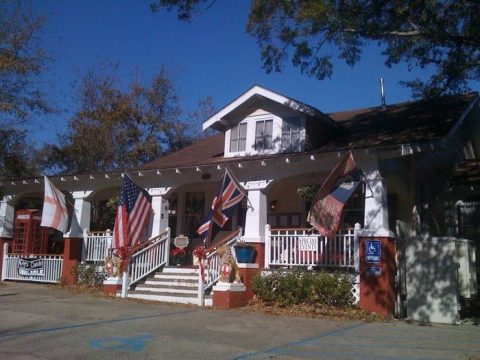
[234,245,255,263]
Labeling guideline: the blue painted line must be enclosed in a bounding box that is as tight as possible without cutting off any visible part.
[90,334,153,352]
[232,322,365,360]
[0,309,196,340]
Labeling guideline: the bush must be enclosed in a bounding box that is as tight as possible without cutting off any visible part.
[251,270,354,307]
[70,263,107,287]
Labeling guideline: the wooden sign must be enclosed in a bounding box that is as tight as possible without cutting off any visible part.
[298,236,318,251]
[174,235,189,249]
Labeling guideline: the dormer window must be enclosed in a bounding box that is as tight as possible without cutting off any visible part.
[281,116,302,151]
[255,119,273,150]
[230,122,247,152]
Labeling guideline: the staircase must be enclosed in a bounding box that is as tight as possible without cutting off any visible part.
[125,267,213,306]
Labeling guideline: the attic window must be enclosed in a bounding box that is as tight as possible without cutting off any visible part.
[463,141,476,160]
[230,123,247,152]
[281,116,302,150]
[255,119,273,150]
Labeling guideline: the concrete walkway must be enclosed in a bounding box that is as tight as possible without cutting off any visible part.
[0,281,479,360]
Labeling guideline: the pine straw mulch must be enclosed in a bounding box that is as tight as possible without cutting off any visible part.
[243,297,382,322]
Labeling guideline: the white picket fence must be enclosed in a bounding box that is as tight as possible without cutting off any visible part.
[83,229,112,262]
[265,224,360,270]
[1,243,63,283]
[197,229,242,306]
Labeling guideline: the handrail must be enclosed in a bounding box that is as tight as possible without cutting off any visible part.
[127,228,171,289]
[197,228,242,306]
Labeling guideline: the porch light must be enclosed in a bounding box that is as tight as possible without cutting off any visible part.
[269,200,277,211]
[156,170,161,175]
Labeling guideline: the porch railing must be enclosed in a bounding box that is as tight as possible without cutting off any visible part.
[83,229,112,262]
[197,229,242,306]
[265,223,360,270]
[127,228,171,289]
[1,243,63,283]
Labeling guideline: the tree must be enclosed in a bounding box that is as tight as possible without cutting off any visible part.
[152,0,480,98]
[39,64,195,174]
[0,2,52,178]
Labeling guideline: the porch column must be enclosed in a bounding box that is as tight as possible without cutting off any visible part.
[148,187,171,238]
[361,155,391,236]
[68,191,93,238]
[243,181,270,267]
[0,196,14,239]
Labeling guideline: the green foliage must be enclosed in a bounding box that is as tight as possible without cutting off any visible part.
[70,263,107,287]
[297,184,320,202]
[151,0,480,98]
[0,3,52,179]
[39,64,195,174]
[251,270,354,307]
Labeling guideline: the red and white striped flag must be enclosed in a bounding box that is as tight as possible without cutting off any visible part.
[113,174,152,252]
[41,175,69,233]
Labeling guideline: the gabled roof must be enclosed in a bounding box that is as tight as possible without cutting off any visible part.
[202,85,338,131]
[141,92,478,171]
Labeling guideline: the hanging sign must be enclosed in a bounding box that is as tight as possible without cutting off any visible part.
[298,236,318,251]
[365,240,381,263]
[366,266,382,276]
[18,258,45,277]
[174,235,189,249]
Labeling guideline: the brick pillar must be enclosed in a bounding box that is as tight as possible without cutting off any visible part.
[237,263,260,300]
[0,238,11,280]
[61,237,83,285]
[250,243,265,268]
[359,236,396,318]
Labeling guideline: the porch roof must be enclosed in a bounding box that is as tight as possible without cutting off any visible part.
[141,92,478,170]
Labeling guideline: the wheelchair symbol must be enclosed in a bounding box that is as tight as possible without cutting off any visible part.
[368,243,377,255]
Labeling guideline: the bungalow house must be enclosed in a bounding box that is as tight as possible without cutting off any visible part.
[0,85,478,323]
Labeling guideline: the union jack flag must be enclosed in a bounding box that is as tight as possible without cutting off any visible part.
[113,174,152,252]
[197,167,246,246]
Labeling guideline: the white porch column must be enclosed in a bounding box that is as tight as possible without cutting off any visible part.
[0,196,14,238]
[243,180,270,243]
[69,191,93,238]
[361,155,393,237]
[148,187,171,238]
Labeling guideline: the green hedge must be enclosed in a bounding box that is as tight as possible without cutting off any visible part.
[251,270,354,307]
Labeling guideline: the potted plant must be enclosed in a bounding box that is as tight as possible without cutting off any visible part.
[170,247,186,266]
[233,240,256,263]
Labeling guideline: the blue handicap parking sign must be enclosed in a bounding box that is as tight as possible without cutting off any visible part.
[365,240,381,263]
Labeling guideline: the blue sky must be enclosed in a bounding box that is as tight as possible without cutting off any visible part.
[29,0,469,146]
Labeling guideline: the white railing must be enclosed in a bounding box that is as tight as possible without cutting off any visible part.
[127,228,171,288]
[197,229,242,306]
[265,223,360,270]
[1,243,63,283]
[83,229,112,262]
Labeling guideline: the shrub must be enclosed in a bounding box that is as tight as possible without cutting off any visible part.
[251,270,354,307]
[70,263,107,287]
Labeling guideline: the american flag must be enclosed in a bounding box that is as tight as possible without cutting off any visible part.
[197,167,246,247]
[113,174,152,251]
[307,151,361,238]
[40,175,69,233]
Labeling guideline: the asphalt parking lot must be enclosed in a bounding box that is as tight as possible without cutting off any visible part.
[0,281,479,360]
